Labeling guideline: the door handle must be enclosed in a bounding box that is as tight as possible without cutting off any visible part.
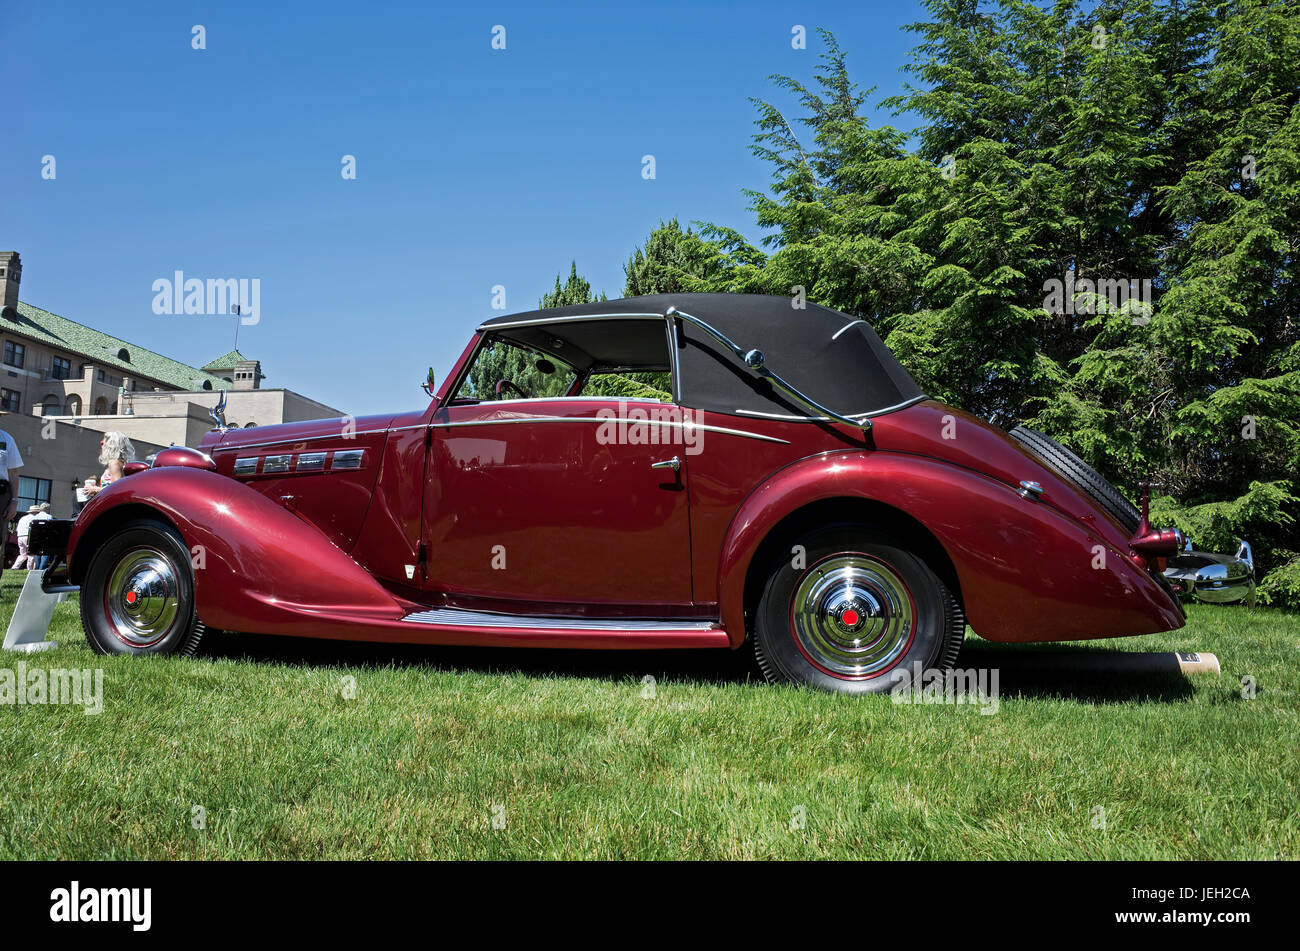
[650,456,681,473]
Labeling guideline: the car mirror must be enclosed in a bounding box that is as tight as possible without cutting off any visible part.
[422,367,437,398]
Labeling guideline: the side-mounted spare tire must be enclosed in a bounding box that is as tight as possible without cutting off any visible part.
[1009,426,1140,533]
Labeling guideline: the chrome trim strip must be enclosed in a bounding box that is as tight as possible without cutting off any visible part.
[331,449,365,470]
[732,393,930,422]
[431,415,790,444]
[212,431,382,451]
[832,319,867,340]
[692,422,789,444]
[402,607,719,631]
[232,457,258,475]
[210,423,429,453]
[477,312,664,332]
[262,454,291,473]
[468,395,668,407]
[296,451,327,471]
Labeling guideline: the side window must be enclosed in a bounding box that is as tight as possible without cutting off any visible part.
[579,370,672,402]
[454,337,577,402]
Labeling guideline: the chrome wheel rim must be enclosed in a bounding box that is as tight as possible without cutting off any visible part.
[105,548,181,648]
[790,554,915,679]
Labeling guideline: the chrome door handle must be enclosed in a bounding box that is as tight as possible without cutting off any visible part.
[650,456,681,473]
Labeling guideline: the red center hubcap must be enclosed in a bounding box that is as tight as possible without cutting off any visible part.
[841,608,859,627]
[126,591,137,604]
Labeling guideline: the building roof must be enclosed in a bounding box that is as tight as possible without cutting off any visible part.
[8,301,233,391]
[201,349,248,372]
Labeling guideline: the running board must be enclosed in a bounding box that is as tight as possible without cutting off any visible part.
[399,607,728,649]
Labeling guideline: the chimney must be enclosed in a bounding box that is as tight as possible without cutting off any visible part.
[0,252,20,315]
[232,358,262,390]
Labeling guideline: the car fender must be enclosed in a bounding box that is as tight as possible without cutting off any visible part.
[70,467,407,636]
[716,451,1184,646]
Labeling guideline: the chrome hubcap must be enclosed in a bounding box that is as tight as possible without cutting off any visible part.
[791,554,914,679]
[105,548,180,648]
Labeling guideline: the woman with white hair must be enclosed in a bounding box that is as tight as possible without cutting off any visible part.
[84,431,136,497]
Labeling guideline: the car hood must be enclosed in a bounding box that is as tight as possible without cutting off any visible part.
[199,413,399,453]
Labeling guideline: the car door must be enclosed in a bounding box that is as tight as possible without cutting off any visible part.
[423,397,694,609]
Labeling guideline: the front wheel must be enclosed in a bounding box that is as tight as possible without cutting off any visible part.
[80,518,206,656]
[753,524,963,694]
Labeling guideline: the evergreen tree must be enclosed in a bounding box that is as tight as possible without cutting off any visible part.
[540,261,606,309]
[698,6,1300,602]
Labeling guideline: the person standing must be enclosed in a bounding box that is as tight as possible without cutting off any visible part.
[13,504,39,570]
[0,427,23,587]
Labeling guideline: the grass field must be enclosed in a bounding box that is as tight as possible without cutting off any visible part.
[0,571,1296,859]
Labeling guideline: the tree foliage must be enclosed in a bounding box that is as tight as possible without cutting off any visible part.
[612,3,1300,601]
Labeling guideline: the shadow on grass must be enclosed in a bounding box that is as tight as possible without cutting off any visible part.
[958,643,1198,704]
[202,630,1203,703]
[202,629,761,688]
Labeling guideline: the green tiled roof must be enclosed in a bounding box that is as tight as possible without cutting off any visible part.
[201,349,248,372]
[8,301,234,391]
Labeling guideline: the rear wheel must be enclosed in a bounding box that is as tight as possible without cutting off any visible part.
[752,524,963,694]
[80,518,206,656]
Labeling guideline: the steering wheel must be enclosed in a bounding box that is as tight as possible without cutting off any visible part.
[495,378,530,400]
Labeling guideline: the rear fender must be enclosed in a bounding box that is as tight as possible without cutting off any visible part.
[70,467,406,635]
[717,452,1183,646]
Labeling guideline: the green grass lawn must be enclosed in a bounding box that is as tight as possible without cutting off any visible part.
[0,571,1296,859]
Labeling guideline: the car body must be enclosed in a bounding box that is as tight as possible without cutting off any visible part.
[1164,539,1255,606]
[32,293,1186,692]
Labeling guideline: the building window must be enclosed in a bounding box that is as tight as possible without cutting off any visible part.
[3,341,24,369]
[0,388,19,412]
[64,395,82,415]
[16,476,52,516]
[51,356,72,379]
[41,396,60,416]
[93,397,107,415]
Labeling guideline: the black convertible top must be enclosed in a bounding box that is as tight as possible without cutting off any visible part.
[478,293,926,421]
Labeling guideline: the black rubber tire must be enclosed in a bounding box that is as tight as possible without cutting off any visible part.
[80,518,206,656]
[1009,426,1141,533]
[752,523,964,694]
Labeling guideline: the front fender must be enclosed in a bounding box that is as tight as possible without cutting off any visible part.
[70,467,406,635]
[716,451,1183,646]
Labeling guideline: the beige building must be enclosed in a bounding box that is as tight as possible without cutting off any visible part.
[0,251,344,518]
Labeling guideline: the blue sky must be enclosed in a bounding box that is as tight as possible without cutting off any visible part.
[5,0,926,416]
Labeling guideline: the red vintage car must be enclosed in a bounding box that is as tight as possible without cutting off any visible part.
[31,294,1185,693]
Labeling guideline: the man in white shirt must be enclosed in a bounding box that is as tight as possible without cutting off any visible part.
[0,429,23,583]
[13,504,39,570]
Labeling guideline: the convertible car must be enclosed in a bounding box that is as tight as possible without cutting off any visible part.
[30,293,1186,693]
